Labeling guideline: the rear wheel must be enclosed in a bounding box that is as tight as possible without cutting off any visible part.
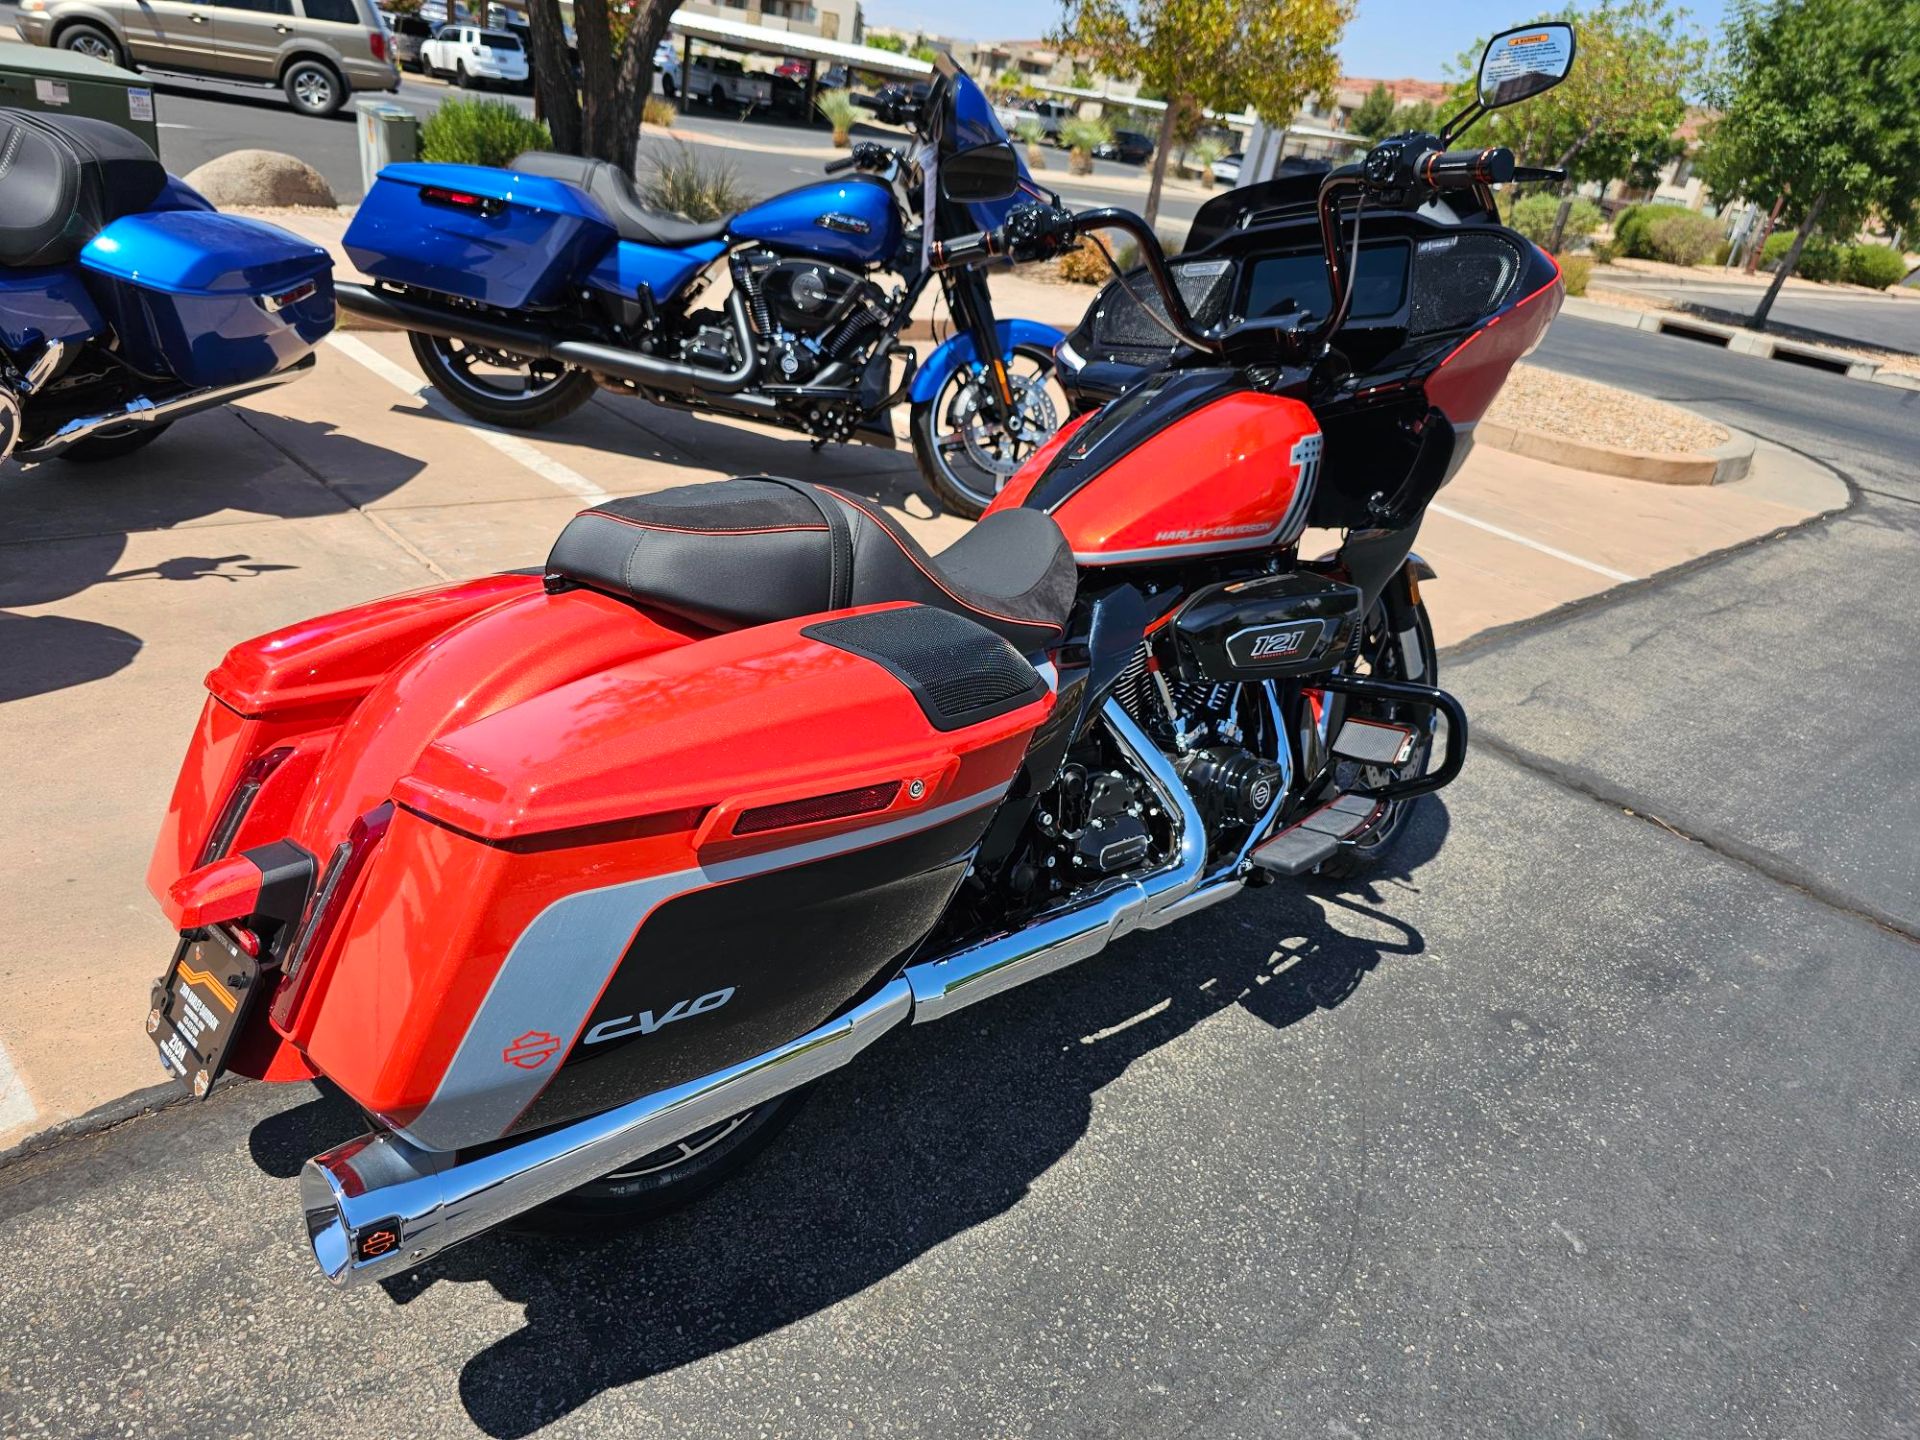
[57,23,124,68]
[284,59,344,117]
[515,1090,808,1232]
[910,341,1064,519]
[1319,589,1440,878]
[408,331,597,428]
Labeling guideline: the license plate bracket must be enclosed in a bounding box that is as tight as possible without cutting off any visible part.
[147,928,264,1098]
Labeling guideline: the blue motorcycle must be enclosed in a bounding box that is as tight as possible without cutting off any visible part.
[335,56,1065,517]
[0,110,333,466]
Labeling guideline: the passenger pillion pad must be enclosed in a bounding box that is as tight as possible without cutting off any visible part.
[544,477,1077,651]
[510,150,731,247]
[0,109,168,267]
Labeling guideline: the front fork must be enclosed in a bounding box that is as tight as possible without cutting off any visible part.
[941,265,1017,419]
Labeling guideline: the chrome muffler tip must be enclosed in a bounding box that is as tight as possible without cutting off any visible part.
[299,1130,453,1288]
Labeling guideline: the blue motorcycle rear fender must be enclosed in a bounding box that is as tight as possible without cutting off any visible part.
[345,163,617,309]
[909,318,1065,404]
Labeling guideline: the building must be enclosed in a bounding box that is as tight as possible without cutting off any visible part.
[675,0,865,47]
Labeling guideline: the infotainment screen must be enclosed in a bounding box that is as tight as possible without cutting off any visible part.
[1241,239,1411,323]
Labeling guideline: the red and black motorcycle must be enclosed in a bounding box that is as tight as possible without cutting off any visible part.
[142,24,1576,1286]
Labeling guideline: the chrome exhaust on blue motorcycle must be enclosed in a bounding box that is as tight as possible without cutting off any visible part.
[18,354,315,461]
[299,701,1215,1287]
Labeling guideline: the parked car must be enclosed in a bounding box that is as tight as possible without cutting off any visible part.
[420,24,527,90]
[1212,151,1243,184]
[1094,129,1154,164]
[654,39,680,94]
[381,12,434,72]
[14,0,400,117]
[668,54,772,110]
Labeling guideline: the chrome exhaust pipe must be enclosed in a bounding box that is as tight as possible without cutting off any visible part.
[301,977,913,1287]
[20,354,314,459]
[300,702,1214,1286]
[903,700,1210,1021]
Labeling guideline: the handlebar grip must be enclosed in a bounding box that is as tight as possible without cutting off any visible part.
[824,155,856,174]
[1418,146,1515,188]
[929,230,999,269]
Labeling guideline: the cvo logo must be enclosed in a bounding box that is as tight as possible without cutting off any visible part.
[1249,627,1311,659]
[583,987,737,1046]
[502,1030,562,1069]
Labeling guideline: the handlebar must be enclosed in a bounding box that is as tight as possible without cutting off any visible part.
[1415,146,1515,189]
[826,141,900,176]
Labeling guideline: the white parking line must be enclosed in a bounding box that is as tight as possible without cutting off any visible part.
[323,332,610,503]
[0,1038,37,1135]
[1427,502,1637,584]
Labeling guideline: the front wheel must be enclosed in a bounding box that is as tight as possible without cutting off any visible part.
[407,331,597,428]
[909,341,1064,519]
[515,1090,808,1232]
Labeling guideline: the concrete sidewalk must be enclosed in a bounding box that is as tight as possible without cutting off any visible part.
[0,326,1843,1153]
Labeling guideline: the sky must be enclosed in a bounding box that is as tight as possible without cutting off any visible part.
[865,0,1731,80]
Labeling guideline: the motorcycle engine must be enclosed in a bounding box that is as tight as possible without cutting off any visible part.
[733,250,892,385]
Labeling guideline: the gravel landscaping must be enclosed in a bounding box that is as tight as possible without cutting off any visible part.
[1486,362,1731,454]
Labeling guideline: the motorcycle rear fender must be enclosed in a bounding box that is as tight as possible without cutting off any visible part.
[291,603,1054,1150]
[910,318,1065,404]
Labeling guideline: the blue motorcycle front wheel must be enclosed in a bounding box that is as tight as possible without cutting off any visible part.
[910,341,1063,520]
[409,332,597,429]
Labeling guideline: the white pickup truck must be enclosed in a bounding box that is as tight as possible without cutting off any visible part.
[670,55,774,110]
[420,25,529,91]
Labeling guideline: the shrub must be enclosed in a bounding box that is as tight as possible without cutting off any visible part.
[1611,204,1655,258]
[1842,243,1908,290]
[419,98,550,169]
[643,95,677,129]
[1060,117,1111,175]
[1055,236,1111,284]
[1762,230,1842,282]
[1645,210,1721,267]
[816,88,858,147]
[1590,240,1617,265]
[1559,254,1593,297]
[1712,239,1732,266]
[638,141,755,222]
[1507,193,1602,248]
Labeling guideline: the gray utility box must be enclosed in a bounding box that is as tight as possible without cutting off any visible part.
[0,40,159,154]
[355,98,420,197]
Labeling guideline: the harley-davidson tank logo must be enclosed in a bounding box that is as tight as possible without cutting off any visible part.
[816,212,872,235]
[1153,522,1268,543]
[502,1030,562,1069]
[583,987,737,1046]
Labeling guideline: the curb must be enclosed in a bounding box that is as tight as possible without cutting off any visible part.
[1563,295,1920,392]
[1477,414,1755,486]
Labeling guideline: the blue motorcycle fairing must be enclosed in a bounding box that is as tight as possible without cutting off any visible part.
[909,317,1066,404]
[80,211,334,387]
[587,237,727,308]
[0,266,105,353]
[345,163,617,309]
[730,176,902,267]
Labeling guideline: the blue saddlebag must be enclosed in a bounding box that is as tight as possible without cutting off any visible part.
[344,163,617,309]
[80,212,333,388]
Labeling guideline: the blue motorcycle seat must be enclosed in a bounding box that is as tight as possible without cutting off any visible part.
[510,150,730,248]
[0,109,167,268]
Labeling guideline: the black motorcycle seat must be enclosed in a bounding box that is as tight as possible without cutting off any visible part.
[546,477,1076,652]
[510,150,731,248]
[0,109,168,267]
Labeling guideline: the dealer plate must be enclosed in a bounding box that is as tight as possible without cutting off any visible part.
[147,928,263,1098]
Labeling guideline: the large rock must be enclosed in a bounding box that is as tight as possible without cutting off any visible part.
[183,150,337,209]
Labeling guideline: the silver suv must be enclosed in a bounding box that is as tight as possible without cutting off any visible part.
[14,0,401,117]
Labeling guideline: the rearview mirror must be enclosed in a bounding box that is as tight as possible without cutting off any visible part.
[1478,23,1576,109]
[942,142,1020,204]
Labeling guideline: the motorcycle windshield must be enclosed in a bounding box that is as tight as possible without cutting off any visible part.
[934,58,1042,231]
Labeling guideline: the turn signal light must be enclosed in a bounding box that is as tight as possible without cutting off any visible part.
[270,803,394,1032]
[734,781,902,835]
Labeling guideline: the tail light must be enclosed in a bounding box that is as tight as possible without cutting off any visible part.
[199,746,294,864]
[369,29,387,61]
[270,802,394,1031]
[421,186,506,217]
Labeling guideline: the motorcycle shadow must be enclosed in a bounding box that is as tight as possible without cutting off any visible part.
[250,802,1447,1436]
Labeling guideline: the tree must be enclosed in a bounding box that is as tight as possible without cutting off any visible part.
[1464,0,1705,249]
[1053,0,1354,227]
[525,0,678,167]
[868,33,908,53]
[1351,81,1397,139]
[1699,0,1920,327]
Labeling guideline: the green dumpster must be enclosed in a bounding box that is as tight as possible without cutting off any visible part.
[0,40,160,154]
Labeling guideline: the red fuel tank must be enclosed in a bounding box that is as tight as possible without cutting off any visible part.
[989,374,1323,566]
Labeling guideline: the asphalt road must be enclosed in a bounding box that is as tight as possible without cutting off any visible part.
[1590,270,1920,354]
[2,317,1917,1438]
